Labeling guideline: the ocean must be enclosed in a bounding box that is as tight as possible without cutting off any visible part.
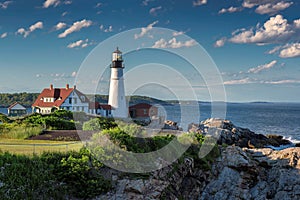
[1,103,300,141]
[162,102,300,142]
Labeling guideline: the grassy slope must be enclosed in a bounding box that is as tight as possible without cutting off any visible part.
[0,139,83,155]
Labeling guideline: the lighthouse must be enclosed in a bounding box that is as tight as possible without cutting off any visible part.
[108,47,128,118]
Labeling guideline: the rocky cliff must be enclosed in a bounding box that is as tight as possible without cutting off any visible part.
[96,119,300,200]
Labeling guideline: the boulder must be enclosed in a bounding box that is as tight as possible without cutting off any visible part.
[163,120,181,130]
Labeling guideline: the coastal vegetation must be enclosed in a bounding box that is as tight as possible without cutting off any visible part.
[0,93,39,107]
[0,110,221,199]
[0,93,171,107]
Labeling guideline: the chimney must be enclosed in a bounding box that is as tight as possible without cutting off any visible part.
[73,85,76,90]
[50,84,53,90]
[66,84,69,90]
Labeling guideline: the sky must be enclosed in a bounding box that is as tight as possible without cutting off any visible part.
[0,0,300,102]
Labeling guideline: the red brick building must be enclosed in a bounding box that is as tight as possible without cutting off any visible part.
[129,103,158,119]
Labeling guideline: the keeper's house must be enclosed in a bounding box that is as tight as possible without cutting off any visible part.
[32,84,90,114]
[8,102,27,117]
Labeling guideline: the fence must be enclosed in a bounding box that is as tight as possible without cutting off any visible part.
[0,142,83,155]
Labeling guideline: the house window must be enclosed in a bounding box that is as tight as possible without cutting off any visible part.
[81,107,84,111]
[76,107,79,111]
[74,98,77,104]
[81,96,85,101]
[143,109,147,115]
[69,98,72,104]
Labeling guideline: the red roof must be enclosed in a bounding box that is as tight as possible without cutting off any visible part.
[32,86,89,108]
[129,103,153,109]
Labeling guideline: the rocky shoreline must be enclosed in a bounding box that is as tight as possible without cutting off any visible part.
[96,119,300,200]
[189,118,295,149]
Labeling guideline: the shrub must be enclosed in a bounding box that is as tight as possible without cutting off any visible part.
[0,113,11,123]
[83,117,117,131]
[0,152,66,199]
[50,110,73,120]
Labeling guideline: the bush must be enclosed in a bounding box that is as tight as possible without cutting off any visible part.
[0,149,112,199]
[22,113,77,130]
[57,148,110,198]
[0,113,11,123]
[83,118,101,131]
[83,117,117,131]
[0,152,66,199]
[50,110,73,120]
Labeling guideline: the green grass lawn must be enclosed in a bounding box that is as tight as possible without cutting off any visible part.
[0,139,83,155]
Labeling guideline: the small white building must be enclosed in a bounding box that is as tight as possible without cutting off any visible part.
[32,84,90,114]
[8,102,27,117]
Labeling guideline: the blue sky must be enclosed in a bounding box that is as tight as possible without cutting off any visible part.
[0,0,300,102]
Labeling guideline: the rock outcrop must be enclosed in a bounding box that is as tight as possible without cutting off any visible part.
[95,119,299,199]
[189,118,293,148]
[96,146,300,200]
[200,146,300,200]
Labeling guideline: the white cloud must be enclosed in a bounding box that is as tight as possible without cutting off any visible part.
[149,6,162,15]
[134,21,158,39]
[0,1,12,9]
[279,43,300,58]
[142,0,154,6]
[43,0,60,8]
[100,25,113,32]
[214,38,227,47]
[95,2,102,8]
[43,0,71,8]
[268,43,300,58]
[228,15,297,45]
[219,6,242,14]
[267,45,282,54]
[193,0,207,7]
[224,77,253,85]
[67,39,91,48]
[16,21,43,38]
[255,1,293,15]
[54,22,67,30]
[61,11,68,16]
[242,1,293,15]
[242,1,256,8]
[71,71,77,77]
[264,79,300,84]
[248,60,277,73]
[152,37,197,49]
[1,32,7,38]
[294,19,300,29]
[224,77,300,85]
[64,0,72,5]
[172,31,185,36]
[58,19,92,38]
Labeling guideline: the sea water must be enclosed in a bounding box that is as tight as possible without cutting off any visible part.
[162,102,300,142]
[1,103,300,141]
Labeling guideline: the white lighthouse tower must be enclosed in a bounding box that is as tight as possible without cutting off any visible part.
[108,47,128,118]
